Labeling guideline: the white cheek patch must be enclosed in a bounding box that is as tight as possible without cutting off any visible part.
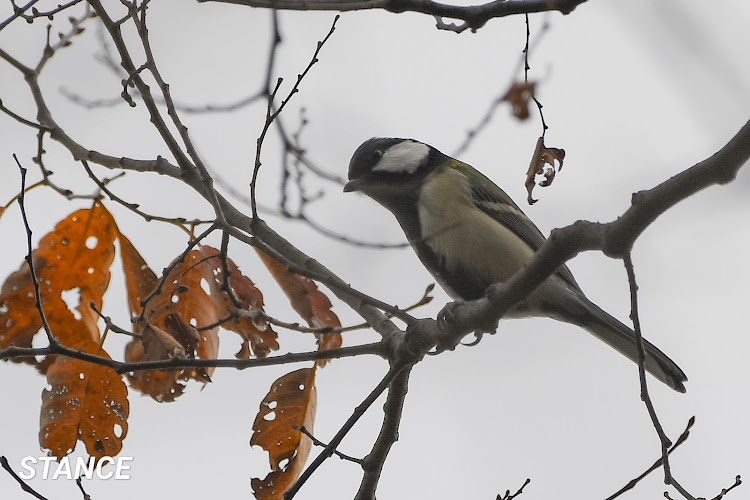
[372,141,430,174]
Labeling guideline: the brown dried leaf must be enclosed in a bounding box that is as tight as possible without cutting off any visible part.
[40,339,129,461]
[123,339,185,402]
[255,250,341,367]
[504,81,536,120]
[198,246,279,359]
[118,233,158,318]
[140,321,186,360]
[163,312,201,355]
[0,203,117,367]
[119,234,183,400]
[251,368,317,500]
[120,238,219,401]
[525,136,566,205]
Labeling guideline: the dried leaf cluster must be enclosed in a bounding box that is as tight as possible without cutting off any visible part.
[0,202,340,495]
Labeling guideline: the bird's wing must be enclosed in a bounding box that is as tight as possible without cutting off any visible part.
[460,162,581,291]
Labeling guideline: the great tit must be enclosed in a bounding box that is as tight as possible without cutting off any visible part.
[344,137,687,392]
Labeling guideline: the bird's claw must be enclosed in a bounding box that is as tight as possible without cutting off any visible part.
[434,302,497,353]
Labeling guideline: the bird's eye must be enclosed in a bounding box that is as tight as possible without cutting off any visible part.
[373,149,383,158]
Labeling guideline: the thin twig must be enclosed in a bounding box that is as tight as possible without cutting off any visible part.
[82,160,212,226]
[250,15,339,219]
[0,0,40,31]
[0,0,83,31]
[14,157,57,345]
[217,231,242,307]
[1,178,45,213]
[606,417,695,500]
[624,253,699,500]
[296,425,363,464]
[624,254,672,447]
[524,13,548,137]
[89,301,142,338]
[709,476,742,500]
[452,17,549,157]
[0,341,385,374]
[75,477,92,500]
[34,132,101,202]
[0,456,49,500]
[0,99,52,130]
[498,478,531,500]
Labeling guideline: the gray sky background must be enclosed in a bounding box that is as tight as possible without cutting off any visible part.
[1,0,749,499]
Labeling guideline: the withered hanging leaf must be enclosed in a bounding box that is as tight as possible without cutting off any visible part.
[118,233,158,317]
[0,259,45,364]
[504,81,536,120]
[120,234,181,400]
[0,202,117,367]
[119,234,184,401]
[140,320,187,361]
[163,312,201,355]
[198,246,279,359]
[251,368,317,500]
[124,339,185,403]
[40,339,129,461]
[255,250,341,367]
[525,136,566,205]
[119,236,219,401]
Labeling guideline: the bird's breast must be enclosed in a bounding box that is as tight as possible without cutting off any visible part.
[416,169,536,299]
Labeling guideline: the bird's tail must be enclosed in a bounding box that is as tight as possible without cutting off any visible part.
[552,291,687,393]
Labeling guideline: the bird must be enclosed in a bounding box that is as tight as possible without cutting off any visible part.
[344,137,687,392]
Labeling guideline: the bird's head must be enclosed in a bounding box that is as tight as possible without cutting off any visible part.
[344,137,442,205]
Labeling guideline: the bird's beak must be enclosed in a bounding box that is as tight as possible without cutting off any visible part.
[343,179,362,193]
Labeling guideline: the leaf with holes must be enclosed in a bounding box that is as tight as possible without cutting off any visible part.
[139,320,188,360]
[119,233,183,400]
[199,246,279,359]
[121,242,220,401]
[256,250,341,366]
[0,202,117,367]
[40,339,129,460]
[525,136,565,205]
[251,367,317,500]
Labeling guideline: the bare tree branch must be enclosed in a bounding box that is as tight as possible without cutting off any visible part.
[0,341,385,374]
[355,367,411,499]
[199,0,589,32]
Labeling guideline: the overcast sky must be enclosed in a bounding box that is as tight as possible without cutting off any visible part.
[1,0,749,499]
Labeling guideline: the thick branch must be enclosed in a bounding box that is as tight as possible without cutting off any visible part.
[199,0,588,31]
[355,367,411,500]
[603,121,750,257]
